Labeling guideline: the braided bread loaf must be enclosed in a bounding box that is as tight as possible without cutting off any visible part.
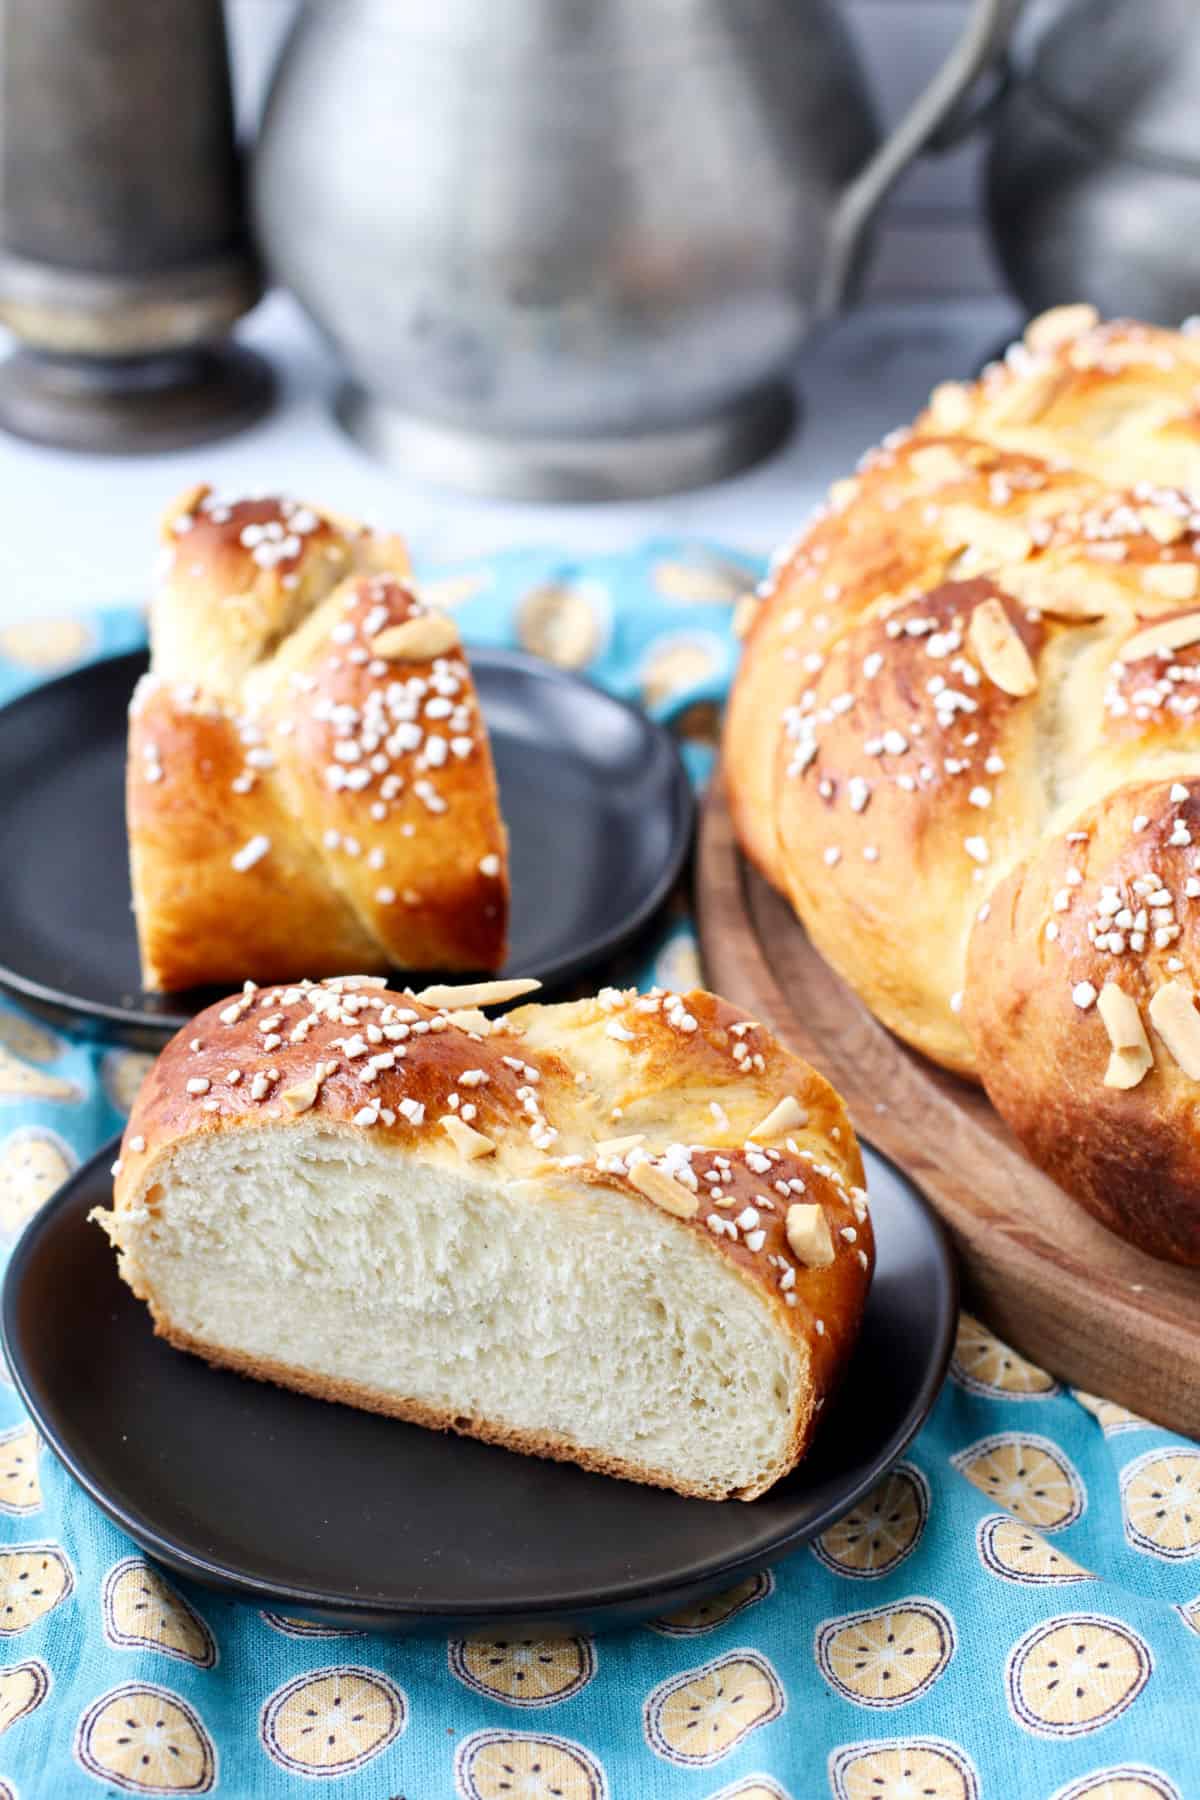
[726,306,1200,1264]
[128,486,507,990]
[94,977,873,1500]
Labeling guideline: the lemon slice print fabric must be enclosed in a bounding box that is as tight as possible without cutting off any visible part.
[0,617,95,670]
[977,1514,1093,1585]
[652,556,749,603]
[639,633,726,710]
[74,1683,216,1793]
[102,1559,217,1668]
[816,1600,957,1710]
[1073,1391,1151,1436]
[650,1573,774,1637]
[448,1635,596,1707]
[1121,1448,1200,1559]
[0,1541,74,1634]
[0,1657,49,1734]
[952,1433,1086,1530]
[260,1665,406,1777]
[1050,1769,1182,1800]
[0,1014,62,1065]
[259,1611,360,1639]
[1005,1614,1153,1738]
[0,1046,80,1104]
[0,1423,41,1517]
[1173,1595,1200,1635]
[0,1129,76,1241]
[812,1465,930,1579]
[643,1651,785,1766]
[454,1729,608,1800]
[829,1737,980,1800]
[950,1314,1058,1397]
[516,581,609,670]
[101,1049,157,1117]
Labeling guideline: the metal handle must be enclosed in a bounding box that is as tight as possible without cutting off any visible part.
[817,0,1024,318]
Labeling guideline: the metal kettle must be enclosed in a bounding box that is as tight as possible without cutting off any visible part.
[987,0,1200,324]
[255,0,1019,500]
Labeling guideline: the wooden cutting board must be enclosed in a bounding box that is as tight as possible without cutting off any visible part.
[696,773,1200,1437]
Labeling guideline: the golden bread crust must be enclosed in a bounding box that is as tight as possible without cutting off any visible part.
[129,487,507,989]
[725,308,1200,1261]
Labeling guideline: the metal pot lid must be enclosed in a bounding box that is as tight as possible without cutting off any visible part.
[1028,0,1200,173]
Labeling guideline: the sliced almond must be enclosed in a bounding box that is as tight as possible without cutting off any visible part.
[414,978,541,1010]
[909,445,970,487]
[370,613,460,661]
[628,1161,699,1220]
[732,594,759,640]
[928,382,972,430]
[940,506,1033,568]
[1024,302,1099,355]
[1006,564,1120,620]
[162,482,209,539]
[596,1133,647,1157]
[444,1007,492,1036]
[968,597,1038,697]
[748,1095,809,1141]
[991,367,1066,428]
[785,1202,835,1268]
[1119,611,1200,663]
[440,1114,496,1159]
[1142,563,1199,602]
[1105,1046,1153,1090]
[1149,981,1200,1079]
[1097,983,1150,1053]
[1140,506,1188,546]
[281,1075,322,1114]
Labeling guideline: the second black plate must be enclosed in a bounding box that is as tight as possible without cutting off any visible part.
[3,1138,955,1634]
[0,648,693,1045]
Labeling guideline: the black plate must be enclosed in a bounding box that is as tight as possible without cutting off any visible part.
[0,648,693,1046]
[2,1139,955,1634]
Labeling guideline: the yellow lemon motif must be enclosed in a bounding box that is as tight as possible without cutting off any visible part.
[74,1683,216,1793]
[651,1573,774,1637]
[705,1780,790,1800]
[102,1559,216,1668]
[259,1611,360,1639]
[640,635,724,711]
[0,1047,79,1104]
[652,933,704,1000]
[0,1129,76,1241]
[951,1314,1058,1397]
[1173,1595,1200,1635]
[455,1729,607,1800]
[1051,1770,1181,1800]
[644,1652,785,1767]
[0,1657,49,1733]
[816,1600,956,1710]
[0,1014,61,1066]
[1006,1614,1152,1738]
[101,1050,156,1117]
[0,1424,41,1517]
[952,1434,1085,1531]
[812,1465,930,1579]
[517,582,609,670]
[0,1542,73,1635]
[977,1514,1093,1585]
[1074,1391,1150,1436]
[0,617,94,670]
[260,1666,405,1777]
[1121,1449,1200,1560]
[449,1635,596,1707]
[652,558,750,603]
[829,1737,980,1800]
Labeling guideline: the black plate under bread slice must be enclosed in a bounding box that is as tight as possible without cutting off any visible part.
[0,647,694,1046]
[2,1137,955,1634]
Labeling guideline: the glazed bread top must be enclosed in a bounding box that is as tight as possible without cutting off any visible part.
[129,486,508,986]
[111,977,874,1362]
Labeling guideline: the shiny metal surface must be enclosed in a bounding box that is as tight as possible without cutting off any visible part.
[255,0,1019,498]
[986,0,1200,322]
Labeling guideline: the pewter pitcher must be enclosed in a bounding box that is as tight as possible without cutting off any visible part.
[255,0,1020,499]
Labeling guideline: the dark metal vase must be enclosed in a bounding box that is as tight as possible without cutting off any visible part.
[0,0,273,452]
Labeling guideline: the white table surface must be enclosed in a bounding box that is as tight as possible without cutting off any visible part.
[0,292,1020,622]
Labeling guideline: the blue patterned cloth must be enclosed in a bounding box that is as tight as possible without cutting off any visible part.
[0,546,1197,1800]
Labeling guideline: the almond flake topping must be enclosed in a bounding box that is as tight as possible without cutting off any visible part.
[370,614,460,661]
[748,1096,809,1141]
[785,1202,835,1268]
[1149,980,1200,1078]
[628,1162,699,1220]
[967,597,1037,697]
[440,1115,497,1159]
